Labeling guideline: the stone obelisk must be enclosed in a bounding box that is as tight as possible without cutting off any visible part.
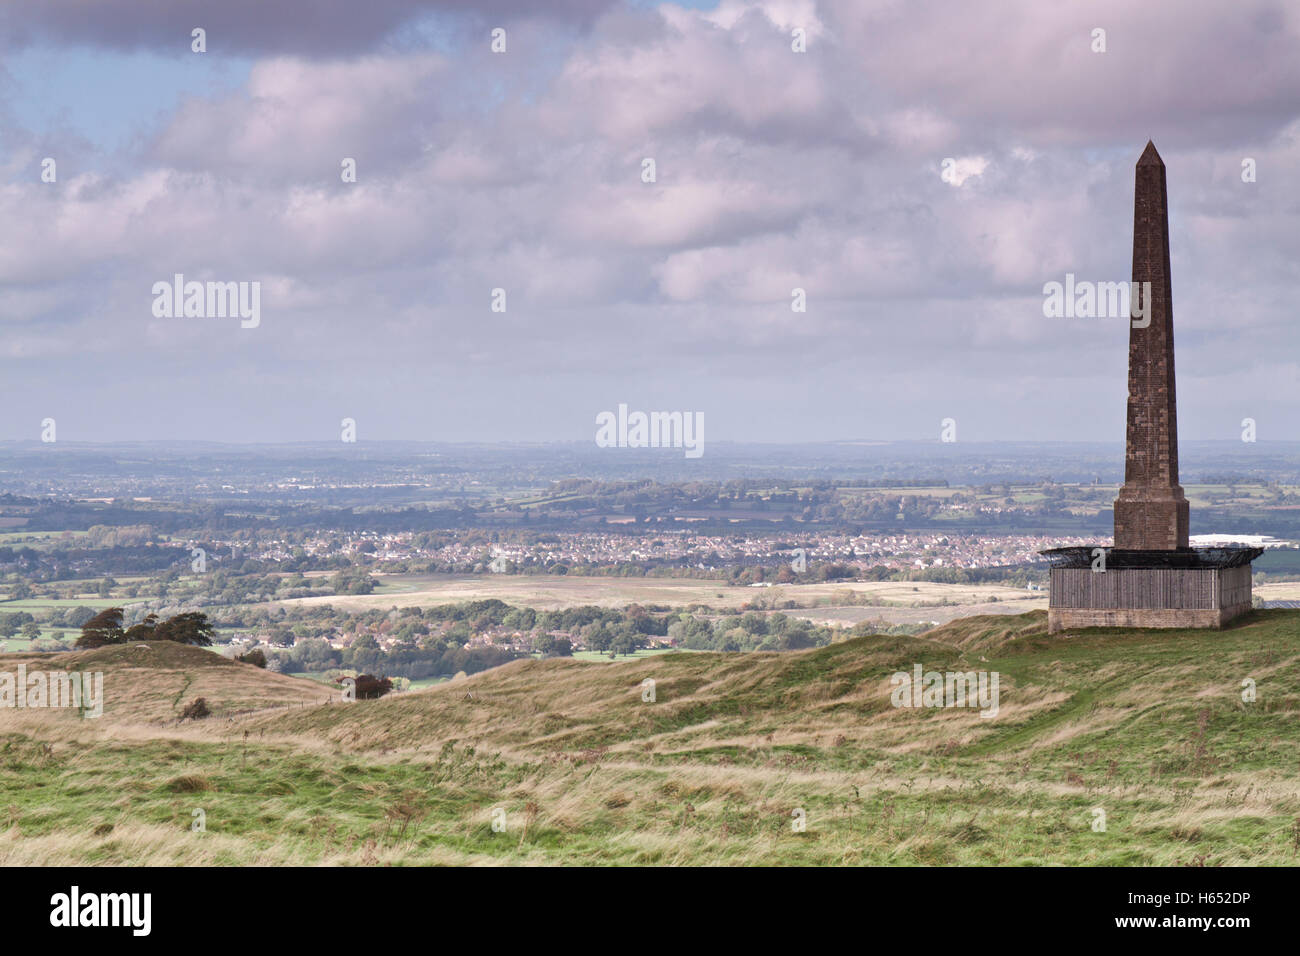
[1042,142,1260,633]
[1112,141,1190,551]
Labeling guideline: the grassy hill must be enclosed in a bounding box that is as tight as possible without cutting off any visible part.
[1,610,1298,865]
[0,640,328,723]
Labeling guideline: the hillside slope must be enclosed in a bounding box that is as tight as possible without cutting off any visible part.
[1,610,1297,866]
[0,641,326,724]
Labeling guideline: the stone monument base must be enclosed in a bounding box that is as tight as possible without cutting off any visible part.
[1039,548,1260,635]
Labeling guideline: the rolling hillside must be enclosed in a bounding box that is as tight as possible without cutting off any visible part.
[0,640,326,723]
[1,610,1298,865]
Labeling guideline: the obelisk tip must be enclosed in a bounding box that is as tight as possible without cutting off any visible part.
[1137,140,1164,167]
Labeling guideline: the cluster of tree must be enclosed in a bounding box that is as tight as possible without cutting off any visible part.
[337,674,393,699]
[85,524,157,548]
[0,611,40,639]
[902,565,1044,587]
[0,544,190,583]
[242,598,858,668]
[330,569,376,595]
[236,648,267,668]
[257,600,669,648]
[75,608,218,648]
[663,611,834,652]
[530,633,574,657]
[272,636,521,681]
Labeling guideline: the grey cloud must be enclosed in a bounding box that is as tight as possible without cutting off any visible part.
[0,0,616,56]
[819,0,1300,149]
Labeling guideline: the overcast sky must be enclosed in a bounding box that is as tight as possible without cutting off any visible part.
[1,0,1297,445]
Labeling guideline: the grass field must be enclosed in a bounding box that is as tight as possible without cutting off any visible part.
[273,572,1048,616]
[284,672,452,691]
[1,597,138,611]
[273,571,1048,629]
[1255,581,1300,601]
[1,609,1298,865]
[0,628,75,653]
[570,647,676,662]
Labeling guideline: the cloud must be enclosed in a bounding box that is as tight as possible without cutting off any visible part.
[942,156,989,188]
[0,0,617,56]
[0,0,1298,442]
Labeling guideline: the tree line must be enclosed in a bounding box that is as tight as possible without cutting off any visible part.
[74,608,218,648]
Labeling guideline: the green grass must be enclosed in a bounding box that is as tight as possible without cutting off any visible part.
[0,628,74,652]
[569,648,675,663]
[0,597,136,609]
[284,671,337,685]
[405,677,450,690]
[1,610,1298,865]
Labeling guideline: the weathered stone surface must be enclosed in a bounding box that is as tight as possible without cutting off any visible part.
[1114,141,1190,550]
[1047,606,1246,634]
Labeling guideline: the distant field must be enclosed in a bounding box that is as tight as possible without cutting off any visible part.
[571,647,676,663]
[407,676,451,689]
[790,600,1045,628]
[287,672,452,691]
[0,530,90,542]
[1,597,133,610]
[273,573,1045,615]
[0,628,76,653]
[1255,581,1300,601]
[284,671,337,686]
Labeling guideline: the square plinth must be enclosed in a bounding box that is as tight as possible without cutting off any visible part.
[1046,564,1254,634]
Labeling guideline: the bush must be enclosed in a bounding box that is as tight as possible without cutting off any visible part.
[236,648,267,668]
[180,698,210,720]
[335,674,393,700]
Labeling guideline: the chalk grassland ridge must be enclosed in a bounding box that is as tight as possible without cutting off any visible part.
[0,610,1298,865]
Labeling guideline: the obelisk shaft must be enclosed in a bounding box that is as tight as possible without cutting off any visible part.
[1114,141,1189,550]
